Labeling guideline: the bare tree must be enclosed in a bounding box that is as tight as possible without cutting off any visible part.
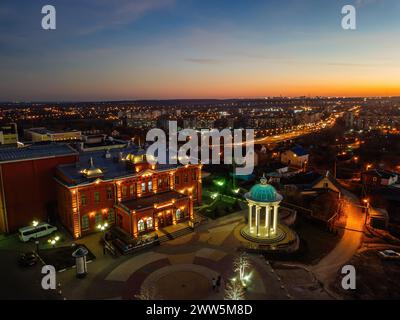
[224,279,245,300]
[233,253,252,284]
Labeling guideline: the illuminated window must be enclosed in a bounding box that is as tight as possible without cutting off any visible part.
[82,215,89,230]
[158,179,163,187]
[94,192,100,203]
[108,209,115,224]
[122,186,127,197]
[130,185,135,196]
[107,187,113,200]
[148,181,153,192]
[175,175,180,185]
[138,220,145,232]
[147,218,153,229]
[81,194,87,206]
[141,182,146,192]
[95,212,102,225]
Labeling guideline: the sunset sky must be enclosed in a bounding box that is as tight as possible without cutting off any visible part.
[0,0,399,101]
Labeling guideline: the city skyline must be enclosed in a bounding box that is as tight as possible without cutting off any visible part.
[1,0,400,101]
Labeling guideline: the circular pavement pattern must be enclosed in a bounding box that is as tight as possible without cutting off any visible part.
[141,264,218,300]
[156,271,209,300]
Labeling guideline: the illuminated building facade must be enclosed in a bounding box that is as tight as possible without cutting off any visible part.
[55,146,202,238]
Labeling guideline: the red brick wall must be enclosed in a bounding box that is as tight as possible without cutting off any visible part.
[0,155,77,232]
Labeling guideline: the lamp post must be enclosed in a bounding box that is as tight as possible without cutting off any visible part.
[48,235,60,248]
[32,220,40,252]
[363,198,370,225]
[97,222,109,239]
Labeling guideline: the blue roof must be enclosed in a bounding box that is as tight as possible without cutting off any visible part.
[0,143,78,163]
[290,145,308,157]
[245,177,283,203]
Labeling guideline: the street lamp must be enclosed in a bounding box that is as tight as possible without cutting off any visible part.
[97,222,109,239]
[32,220,40,252]
[363,199,370,225]
[48,235,60,248]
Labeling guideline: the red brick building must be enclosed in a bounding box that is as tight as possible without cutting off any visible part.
[55,147,202,238]
[0,144,78,233]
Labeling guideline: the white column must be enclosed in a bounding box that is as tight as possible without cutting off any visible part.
[265,205,270,236]
[273,205,279,235]
[248,204,253,230]
[256,206,261,236]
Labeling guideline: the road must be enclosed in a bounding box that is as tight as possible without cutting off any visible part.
[311,190,365,284]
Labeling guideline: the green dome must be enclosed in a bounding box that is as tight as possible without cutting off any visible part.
[245,176,282,203]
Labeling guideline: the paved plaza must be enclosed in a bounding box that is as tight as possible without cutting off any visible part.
[52,212,332,300]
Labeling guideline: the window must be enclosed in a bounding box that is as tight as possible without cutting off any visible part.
[94,192,100,203]
[158,179,163,187]
[176,209,182,221]
[148,181,153,192]
[175,175,180,185]
[130,185,135,196]
[82,215,89,230]
[141,182,146,192]
[95,212,102,226]
[107,188,113,200]
[192,170,196,181]
[146,218,153,229]
[108,209,115,224]
[122,186,127,197]
[183,174,188,183]
[81,194,87,206]
[138,220,145,232]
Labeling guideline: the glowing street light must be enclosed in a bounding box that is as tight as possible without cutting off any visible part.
[32,220,39,227]
[48,235,60,247]
[97,222,109,232]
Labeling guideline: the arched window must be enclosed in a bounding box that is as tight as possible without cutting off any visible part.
[82,215,89,230]
[176,209,182,221]
[95,212,102,225]
[138,219,145,232]
[147,218,153,229]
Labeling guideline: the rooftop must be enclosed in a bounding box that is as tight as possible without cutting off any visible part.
[0,143,78,163]
[120,190,188,212]
[56,145,181,186]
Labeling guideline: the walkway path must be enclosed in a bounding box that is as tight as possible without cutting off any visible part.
[310,189,365,284]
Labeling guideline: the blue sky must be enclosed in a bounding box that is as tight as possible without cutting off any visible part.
[0,0,399,101]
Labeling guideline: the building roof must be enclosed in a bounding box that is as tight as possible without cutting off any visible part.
[56,145,183,187]
[281,171,322,187]
[120,190,188,212]
[282,171,341,193]
[245,175,283,203]
[363,169,398,179]
[0,143,78,163]
[290,145,309,157]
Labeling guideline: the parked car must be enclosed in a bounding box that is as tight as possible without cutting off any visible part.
[18,252,38,267]
[378,250,400,261]
[18,223,57,242]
